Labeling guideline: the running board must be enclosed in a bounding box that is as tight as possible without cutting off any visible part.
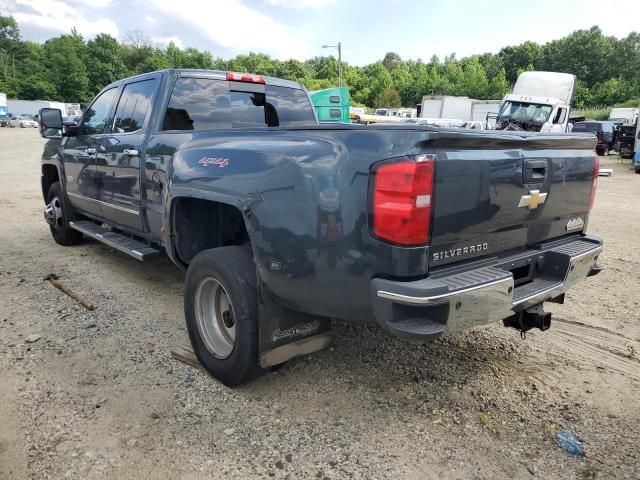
[69,220,160,261]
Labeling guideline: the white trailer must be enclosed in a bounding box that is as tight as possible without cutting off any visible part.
[420,96,473,121]
[471,101,501,127]
[7,99,69,118]
[419,96,500,127]
[609,107,638,125]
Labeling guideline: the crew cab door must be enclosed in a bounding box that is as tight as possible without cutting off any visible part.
[63,87,119,218]
[95,76,159,231]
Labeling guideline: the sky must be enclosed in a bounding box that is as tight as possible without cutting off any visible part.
[2,0,640,65]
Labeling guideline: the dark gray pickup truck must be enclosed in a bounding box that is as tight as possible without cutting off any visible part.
[39,69,603,385]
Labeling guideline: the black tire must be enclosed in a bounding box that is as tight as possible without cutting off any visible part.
[635,166,640,174]
[184,246,263,386]
[46,182,83,246]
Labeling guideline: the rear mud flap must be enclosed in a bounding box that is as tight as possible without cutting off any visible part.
[257,279,332,368]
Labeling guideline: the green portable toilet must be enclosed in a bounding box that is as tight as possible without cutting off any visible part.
[309,87,350,123]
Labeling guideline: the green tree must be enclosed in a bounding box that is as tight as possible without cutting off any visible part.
[498,41,542,83]
[374,87,401,108]
[86,34,128,95]
[9,41,55,99]
[43,34,90,102]
[572,80,592,109]
[540,26,615,86]
[382,52,402,72]
[591,77,630,106]
[461,57,489,98]
[488,68,510,99]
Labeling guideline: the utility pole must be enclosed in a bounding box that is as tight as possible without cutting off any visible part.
[322,42,343,87]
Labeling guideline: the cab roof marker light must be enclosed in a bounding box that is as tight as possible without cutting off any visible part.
[226,71,265,84]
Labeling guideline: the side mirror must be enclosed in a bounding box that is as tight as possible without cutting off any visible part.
[39,108,63,139]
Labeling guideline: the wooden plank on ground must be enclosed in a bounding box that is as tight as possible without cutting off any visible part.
[170,346,204,371]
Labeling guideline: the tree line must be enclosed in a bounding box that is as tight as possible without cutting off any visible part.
[1,15,639,109]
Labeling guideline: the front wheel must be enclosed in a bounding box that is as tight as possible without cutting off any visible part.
[184,246,263,386]
[45,182,83,246]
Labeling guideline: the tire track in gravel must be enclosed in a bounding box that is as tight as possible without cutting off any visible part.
[546,319,640,381]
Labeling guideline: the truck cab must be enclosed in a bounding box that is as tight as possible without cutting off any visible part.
[496,72,575,133]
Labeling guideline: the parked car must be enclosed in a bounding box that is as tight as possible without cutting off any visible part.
[614,123,637,159]
[10,114,39,128]
[572,121,616,155]
[38,69,603,386]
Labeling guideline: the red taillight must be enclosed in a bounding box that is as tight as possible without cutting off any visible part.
[589,154,599,211]
[226,71,265,84]
[372,155,435,245]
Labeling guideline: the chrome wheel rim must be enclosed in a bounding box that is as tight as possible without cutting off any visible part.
[45,196,63,228]
[194,277,236,359]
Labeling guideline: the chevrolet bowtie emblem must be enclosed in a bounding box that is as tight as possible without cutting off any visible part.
[518,190,547,209]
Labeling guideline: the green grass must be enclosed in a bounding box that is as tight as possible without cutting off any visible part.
[572,107,610,121]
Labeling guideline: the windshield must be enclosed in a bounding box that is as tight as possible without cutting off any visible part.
[375,109,388,116]
[20,114,34,120]
[497,101,552,124]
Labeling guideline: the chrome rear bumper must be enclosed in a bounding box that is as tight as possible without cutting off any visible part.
[370,236,603,340]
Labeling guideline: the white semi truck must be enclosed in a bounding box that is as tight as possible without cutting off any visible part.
[495,71,576,132]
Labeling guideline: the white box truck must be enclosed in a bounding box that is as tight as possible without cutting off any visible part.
[609,107,638,125]
[419,96,500,128]
[495,71,576,133]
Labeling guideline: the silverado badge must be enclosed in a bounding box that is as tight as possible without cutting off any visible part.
[518,190,547,210]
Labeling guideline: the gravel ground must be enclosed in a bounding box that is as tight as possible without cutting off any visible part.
[0,127,639,480]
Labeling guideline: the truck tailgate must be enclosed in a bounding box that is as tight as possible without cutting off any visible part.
[429,131,597,267]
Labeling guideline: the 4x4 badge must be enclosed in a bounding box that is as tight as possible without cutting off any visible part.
[518,190,547,209]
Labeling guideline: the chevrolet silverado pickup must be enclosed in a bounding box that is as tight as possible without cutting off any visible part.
[38,69,603,385]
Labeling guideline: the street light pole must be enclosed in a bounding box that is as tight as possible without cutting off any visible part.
[337,41,342,88]
[322,42,343,88]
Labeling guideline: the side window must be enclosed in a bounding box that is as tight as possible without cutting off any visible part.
[162,78,231,131]
[553,107,567,124]
[113,79,157,134]
[81,88,118,135]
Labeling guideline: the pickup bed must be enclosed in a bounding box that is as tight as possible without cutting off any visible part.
[39,69,603,385]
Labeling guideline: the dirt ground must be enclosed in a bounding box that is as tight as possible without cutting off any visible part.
[0,127,639,480]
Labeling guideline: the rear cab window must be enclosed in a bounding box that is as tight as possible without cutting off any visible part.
[161,77,316,131]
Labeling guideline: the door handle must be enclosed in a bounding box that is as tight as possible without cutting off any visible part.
[524,160,548,183]
[123,149,139,156]
[86,147,97,155]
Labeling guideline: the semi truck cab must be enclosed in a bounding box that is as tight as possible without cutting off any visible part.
[496,72,576,133]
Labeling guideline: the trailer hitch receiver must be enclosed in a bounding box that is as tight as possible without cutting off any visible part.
[503,304,551,338]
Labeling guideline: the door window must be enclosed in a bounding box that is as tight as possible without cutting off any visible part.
[113,79,157,133]
[81,88,118,135]
[553,107,567,124]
